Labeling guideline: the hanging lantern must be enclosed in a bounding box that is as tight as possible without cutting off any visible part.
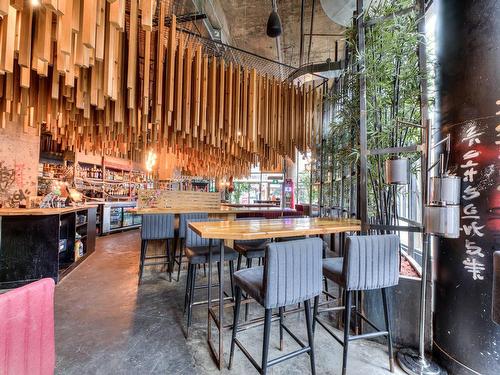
[385,157,409,185]
[424,204,460,238]
[429,175,461,205]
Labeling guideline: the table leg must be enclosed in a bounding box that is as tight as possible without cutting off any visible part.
[206,238,225,370]
[218,240,225,369]
[207,238,213,353]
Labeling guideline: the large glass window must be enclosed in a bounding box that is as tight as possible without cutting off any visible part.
[230,166,284,205]
[296,152,312,205]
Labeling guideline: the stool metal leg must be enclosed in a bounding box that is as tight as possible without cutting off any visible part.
[237,253,243,271]
[312,295,319,333]
[261,308,272,375]
[166,239,172,282]
[229,260,235,299]
[186,264,197,337]
[342,290,352,375]
[176,238,185,282]
[245,258,253,321]
[279,307,285,351]
[138,240,148,285]
[184,264,192,314]
[304,299,316,375]
[229,286,242,370]
[382,288,395,372]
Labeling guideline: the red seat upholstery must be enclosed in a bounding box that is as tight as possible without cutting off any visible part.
[0,278,56,375]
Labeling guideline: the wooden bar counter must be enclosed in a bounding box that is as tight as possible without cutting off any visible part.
[0,205,98,288]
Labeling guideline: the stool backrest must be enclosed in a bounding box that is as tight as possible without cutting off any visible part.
[179,213,209,239]
[0,278,55,375]
[343,234,400,291]
[186,218,222,248]
[264,238,323,309]
[141,214,175,240]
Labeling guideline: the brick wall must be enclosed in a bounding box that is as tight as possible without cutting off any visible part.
[0,121,40,207]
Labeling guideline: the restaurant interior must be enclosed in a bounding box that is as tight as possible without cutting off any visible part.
[0,0,498,374]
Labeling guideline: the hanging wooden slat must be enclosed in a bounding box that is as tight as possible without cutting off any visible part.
[0,2,321,178]
[18,5,33,68]
[140,0,153,31]
[127,0,138,108]
[0,6,17,73]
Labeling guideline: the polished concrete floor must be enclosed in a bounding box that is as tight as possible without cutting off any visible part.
[55,230,405,375]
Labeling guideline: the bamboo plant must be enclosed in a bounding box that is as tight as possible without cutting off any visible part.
[322,0,426,228]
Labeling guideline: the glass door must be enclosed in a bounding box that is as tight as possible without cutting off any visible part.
[110,207,123,229]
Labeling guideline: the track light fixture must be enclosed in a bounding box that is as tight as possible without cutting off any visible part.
[266,1,282,38]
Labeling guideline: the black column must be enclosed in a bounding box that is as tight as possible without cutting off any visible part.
[434,1,500,374]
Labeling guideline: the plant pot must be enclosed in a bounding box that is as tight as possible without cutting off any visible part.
[424,204,460,238]
[429,175,461,205]
[362,275,430,350]
[385,158,409,185]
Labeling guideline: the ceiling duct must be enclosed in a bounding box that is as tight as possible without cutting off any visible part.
[320,0,356,26]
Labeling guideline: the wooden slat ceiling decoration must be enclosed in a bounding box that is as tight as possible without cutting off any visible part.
[0,0,323,178]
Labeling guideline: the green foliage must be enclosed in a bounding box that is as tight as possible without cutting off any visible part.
[321,0,426,225]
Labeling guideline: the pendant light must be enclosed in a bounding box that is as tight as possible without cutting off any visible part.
[266,0,282,38]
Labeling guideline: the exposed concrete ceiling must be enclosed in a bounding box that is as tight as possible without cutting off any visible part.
[216,0,347,68]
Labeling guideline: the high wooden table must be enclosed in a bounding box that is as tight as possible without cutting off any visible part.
[188,217,361,369]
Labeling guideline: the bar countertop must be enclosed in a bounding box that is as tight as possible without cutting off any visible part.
[0,205,99,216]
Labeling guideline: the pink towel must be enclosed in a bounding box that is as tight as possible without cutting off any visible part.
[0,278,55,375]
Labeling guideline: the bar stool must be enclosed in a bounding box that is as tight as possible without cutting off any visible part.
[229,237,323,375]
[184,218,239,336]
[138,214,175,285]
[314,234,400,375]
[175,212,209,281]
[234,236,269,321]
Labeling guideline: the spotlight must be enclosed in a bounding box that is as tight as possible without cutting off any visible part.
[31,0,41,6]
[266,2,282,38]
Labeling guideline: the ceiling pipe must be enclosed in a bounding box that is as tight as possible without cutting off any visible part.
[307,0,316,64]
[288,60,344,82]
[299,0,305,67]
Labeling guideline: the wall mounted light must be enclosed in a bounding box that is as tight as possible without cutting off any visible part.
[145,150,157,173]
[429,174,461,205]
[424,204,460,239]
[385,157,409,185]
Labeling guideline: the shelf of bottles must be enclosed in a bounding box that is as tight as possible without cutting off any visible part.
[74,163,152,201]
[74,162,105,200]
[37,162,74,196]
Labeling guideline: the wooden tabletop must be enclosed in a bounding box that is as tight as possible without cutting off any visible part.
[188,217,361,240]
[133,206,297,215]
[0,205,98,216]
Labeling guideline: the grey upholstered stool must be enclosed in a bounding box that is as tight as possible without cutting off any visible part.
[184,218,239,336]
[315,234,400,375]
[229,237,323,375]
[174,212,209,281]
[138,214,175,285]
